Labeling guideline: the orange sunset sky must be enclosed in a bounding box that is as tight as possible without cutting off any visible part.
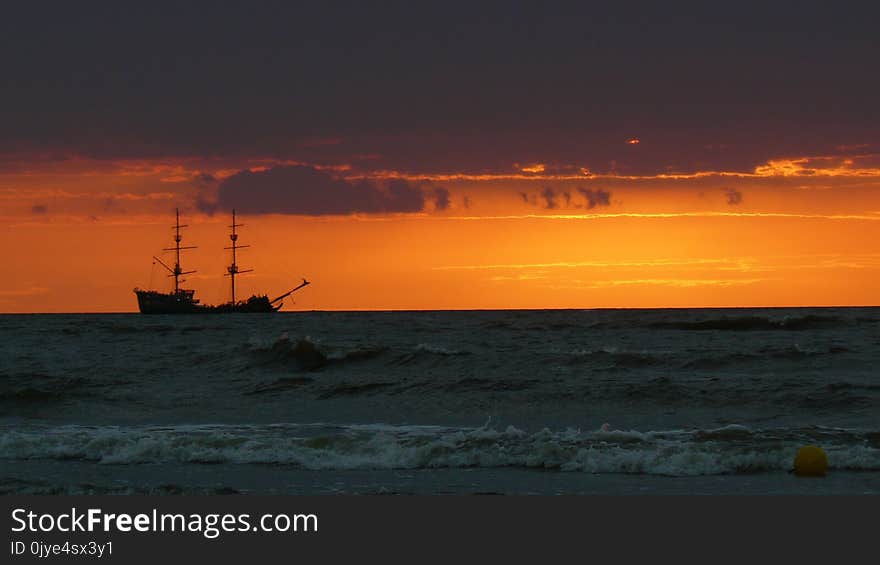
[2,4,879,312]
[3,149,880,312]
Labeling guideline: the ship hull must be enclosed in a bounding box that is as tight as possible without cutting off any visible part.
[134,289,281,314]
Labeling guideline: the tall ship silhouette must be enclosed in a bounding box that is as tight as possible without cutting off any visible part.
[134,209,309,313]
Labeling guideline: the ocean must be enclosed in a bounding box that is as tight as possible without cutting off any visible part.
[1,308,878,494]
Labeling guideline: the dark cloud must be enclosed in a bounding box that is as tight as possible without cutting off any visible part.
[31,203,48,214]
[541,188,558,209]
[193,172,217,187]
[195,193,219,216]
[578,188,611,209]
[208,166,435,215]
[432,187,451,211]
[527,187,612,210]
[2,4,878,176]
[193,172,220,214]
[724,187,743,205]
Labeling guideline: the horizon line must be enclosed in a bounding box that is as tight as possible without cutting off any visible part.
[2,304,879,315]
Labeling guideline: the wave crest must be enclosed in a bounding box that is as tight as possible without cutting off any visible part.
[3,423,877,476]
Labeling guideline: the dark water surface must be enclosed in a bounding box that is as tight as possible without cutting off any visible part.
[1,308,878,494]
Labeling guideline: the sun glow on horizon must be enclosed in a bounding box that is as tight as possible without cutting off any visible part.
[518,163,546,173]
[3,150,880,312]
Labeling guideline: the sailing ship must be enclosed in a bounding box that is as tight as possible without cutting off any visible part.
[134,209,309,313]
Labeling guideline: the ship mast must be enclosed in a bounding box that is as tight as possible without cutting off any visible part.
[162,208,196,293]
[225,209,252,303]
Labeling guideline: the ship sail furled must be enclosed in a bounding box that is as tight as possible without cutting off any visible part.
[224,209,253,304]
[155,208,197,295]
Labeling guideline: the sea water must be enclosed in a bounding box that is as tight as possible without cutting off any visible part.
[1,308,878,494]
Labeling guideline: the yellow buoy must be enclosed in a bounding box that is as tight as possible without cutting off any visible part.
[793,445,828,476]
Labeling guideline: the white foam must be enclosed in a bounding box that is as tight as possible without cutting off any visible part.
[414,343,464,355]
[2,423,877,476]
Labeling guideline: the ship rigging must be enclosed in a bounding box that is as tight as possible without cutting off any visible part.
[133,209,309,314]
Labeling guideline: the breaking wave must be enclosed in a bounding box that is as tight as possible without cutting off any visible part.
[389,343,470,366]
[247,333,389,371]
[2,423,877,476]
[647,314,847,331]
[246,333,469,371]
[680,344,852,369]
[563,343,852,371]
[567,348,664,368]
